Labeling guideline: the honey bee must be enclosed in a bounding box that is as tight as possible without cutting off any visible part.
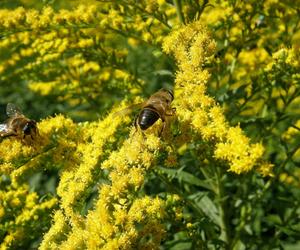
[116,88,176,136]
[0,103,38,142]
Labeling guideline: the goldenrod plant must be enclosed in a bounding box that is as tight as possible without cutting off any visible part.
[0,0,299,249]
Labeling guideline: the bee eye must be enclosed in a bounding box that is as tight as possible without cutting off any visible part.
[23,123,31,135]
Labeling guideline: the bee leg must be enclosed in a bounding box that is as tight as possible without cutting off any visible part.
[134,115,138,130]
[166,107,176,116]
[131,115,139,137]
[0,131,17,138]
[159,120,166,137]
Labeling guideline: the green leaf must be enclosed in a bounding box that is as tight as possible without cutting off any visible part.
[232,240,246,250]
[282,242,300,250]
[188,192,221,226]
[266,214,282,225]
[153,69,174,76]
[158,167,212,191]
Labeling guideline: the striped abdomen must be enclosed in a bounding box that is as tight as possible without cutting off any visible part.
[138,108,160,130]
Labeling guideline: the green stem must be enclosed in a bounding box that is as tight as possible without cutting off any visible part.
[173,0,185,24]
[215,167,230,247]
[197,0,209,18]
[199,166,217,193]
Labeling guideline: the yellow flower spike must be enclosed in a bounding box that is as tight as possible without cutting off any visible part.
[40,211,70,250]
[0,183,57,249]
[163,20,269,174]
[64,108,166,249]
[56,113,124,226]
[208,106,228,140]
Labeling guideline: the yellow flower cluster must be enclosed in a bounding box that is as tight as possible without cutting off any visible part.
[0,6,97,76]
[0,115,79,186]
[56,113,124,225]
[40,121,166,249]
[283,120,300,142]
[266,47,300,72]
[263,47,300,112]
[39,210,69,250]
[214,127,264,174]
[237,48,271,80]
[0,5,98,29]
[0,4,145,106]
[163,21,271,174]
[198,0,300,104]
[0,184,57,249]
[0,92,173,248]
[100,0,176,44]
[81,131,164,249]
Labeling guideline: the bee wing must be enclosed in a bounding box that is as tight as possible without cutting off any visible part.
[113,103,144,118]
[6,103,23,117]
[0,123,9,133]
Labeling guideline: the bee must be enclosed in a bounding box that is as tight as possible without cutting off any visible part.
[115,88,176,136]
[0,103,38,142]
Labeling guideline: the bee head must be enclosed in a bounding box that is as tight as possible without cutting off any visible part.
[23,120,37,135]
